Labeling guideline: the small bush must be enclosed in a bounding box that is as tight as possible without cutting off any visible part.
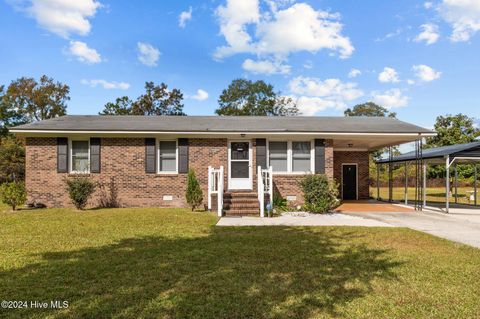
[299,174,339,213]
[272,191,288,212]
[0,181,27,211]
[186,169,203,211]
[98,177,120,208]
[65,176,96,210]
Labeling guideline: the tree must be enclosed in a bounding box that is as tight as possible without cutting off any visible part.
[185,169,203,211]
[344,102,396,118]
[426,114,480,148]
[216,79,299,116]
[0,181,26,211]
[5,75,69,122]
[100,82,185,115]
[0,136,25,183]
[426,114,480,181]
[0,85,27,138]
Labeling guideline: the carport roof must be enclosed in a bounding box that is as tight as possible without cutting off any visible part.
[377,141,480,164]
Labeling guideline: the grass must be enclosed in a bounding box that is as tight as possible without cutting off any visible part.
[372,186,480,206]
[1,208,480,318]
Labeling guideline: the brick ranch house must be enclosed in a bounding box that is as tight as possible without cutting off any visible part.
[10,115,434,216]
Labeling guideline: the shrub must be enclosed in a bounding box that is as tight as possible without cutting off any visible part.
[0,181,27,211]
[272,191,288,212]
[186,169,203,211]
[299,174,339,213]
[98,177,120,208]
[65,176,96,210]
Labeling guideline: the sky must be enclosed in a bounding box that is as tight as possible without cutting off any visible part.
[1,0,480,130]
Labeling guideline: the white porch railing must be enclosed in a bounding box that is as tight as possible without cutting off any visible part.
[208,166,224,217]
[258,166,273,218]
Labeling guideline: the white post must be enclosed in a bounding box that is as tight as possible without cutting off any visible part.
[217,166,224,217]
[269,166,273,206]
[423,163,427,208]
[207,166,212,211]
[446,156,450,213]
[258,166,265,218]
[404,162,408,205]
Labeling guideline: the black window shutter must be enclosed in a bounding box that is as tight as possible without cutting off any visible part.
[178,138,189,173]
[315,139,326,174]
[256,138,267,169]
[57,137,68,173]
[145,138,156,173]
[90,138,101,173]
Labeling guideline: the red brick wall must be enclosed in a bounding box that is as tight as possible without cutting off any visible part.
[25,137,361,208]
[268,139,334,207]
[333,151,370,200]
[25,137,228,208]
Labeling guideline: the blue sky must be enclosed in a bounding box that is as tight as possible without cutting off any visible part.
[1,0,480,129]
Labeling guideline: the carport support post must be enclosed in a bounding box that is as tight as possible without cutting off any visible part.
[446,156,450,213]
[454,164,458,204]
[404,162,408,205]
[423,163,427,208]
[475,164,477,206]
[376,163,380,201]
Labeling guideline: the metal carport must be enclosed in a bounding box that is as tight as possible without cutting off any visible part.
[376,141,480,213]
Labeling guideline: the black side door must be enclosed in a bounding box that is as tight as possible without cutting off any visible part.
[342,165,357,200]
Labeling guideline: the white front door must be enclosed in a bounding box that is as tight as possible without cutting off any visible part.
[228,141,252,190]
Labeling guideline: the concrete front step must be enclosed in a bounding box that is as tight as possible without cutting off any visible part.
[224,209,259,216]
[223,203,260,209]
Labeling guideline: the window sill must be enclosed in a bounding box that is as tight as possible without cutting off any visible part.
[272,172,313,176]
[68,172,91,176]
[155,172,179,177]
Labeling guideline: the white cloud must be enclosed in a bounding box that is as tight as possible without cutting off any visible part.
[407,79,416,85]
[68,41,101,64]
[179,6,192,28]
[372,89,409,108]
[439,0,480,42]
[289,76,363,115]
[414,23,440,44]
[214,1,353,62]
[413,64,442,82]
[191,89,209,101]
[137,42,160,67]
[242,58,290,74]
[424,2,433,9]
[348,68,361,78]
[10,0,102,38]
[378,67,400,83]
[81,79,130,90]
[303,60,313,69]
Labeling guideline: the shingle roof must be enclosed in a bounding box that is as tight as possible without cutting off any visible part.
[10,115,434,134]
[377,141,480,163]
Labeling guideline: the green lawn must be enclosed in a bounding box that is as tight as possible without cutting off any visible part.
[372,186,480,206]
[1,208,480,318]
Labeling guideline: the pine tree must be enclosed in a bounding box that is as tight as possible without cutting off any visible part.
[186,169,203,211]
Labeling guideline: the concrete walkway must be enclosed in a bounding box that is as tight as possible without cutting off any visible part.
[216,213,394,227]
[343,209,480,248]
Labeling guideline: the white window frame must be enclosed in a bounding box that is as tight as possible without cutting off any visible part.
[267,140,314,174]
[157,139,178,174]
[69,138,90,174]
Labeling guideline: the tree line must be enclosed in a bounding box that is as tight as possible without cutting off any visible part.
[1,75,479,185]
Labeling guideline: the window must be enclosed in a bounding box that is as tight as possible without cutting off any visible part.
[268,141,312,173]
[292,141,311,172]
[71,140,89,173]
[158,140,177,173]
[269,141,288,172]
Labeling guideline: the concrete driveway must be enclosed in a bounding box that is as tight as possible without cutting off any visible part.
[343,208,480,248]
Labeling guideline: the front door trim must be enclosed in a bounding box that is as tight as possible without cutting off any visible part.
[228,140,253,190]
[341,163,358,200]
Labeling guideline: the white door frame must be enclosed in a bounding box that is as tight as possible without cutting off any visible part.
[341,163,358,200]
[228,140,253,190]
